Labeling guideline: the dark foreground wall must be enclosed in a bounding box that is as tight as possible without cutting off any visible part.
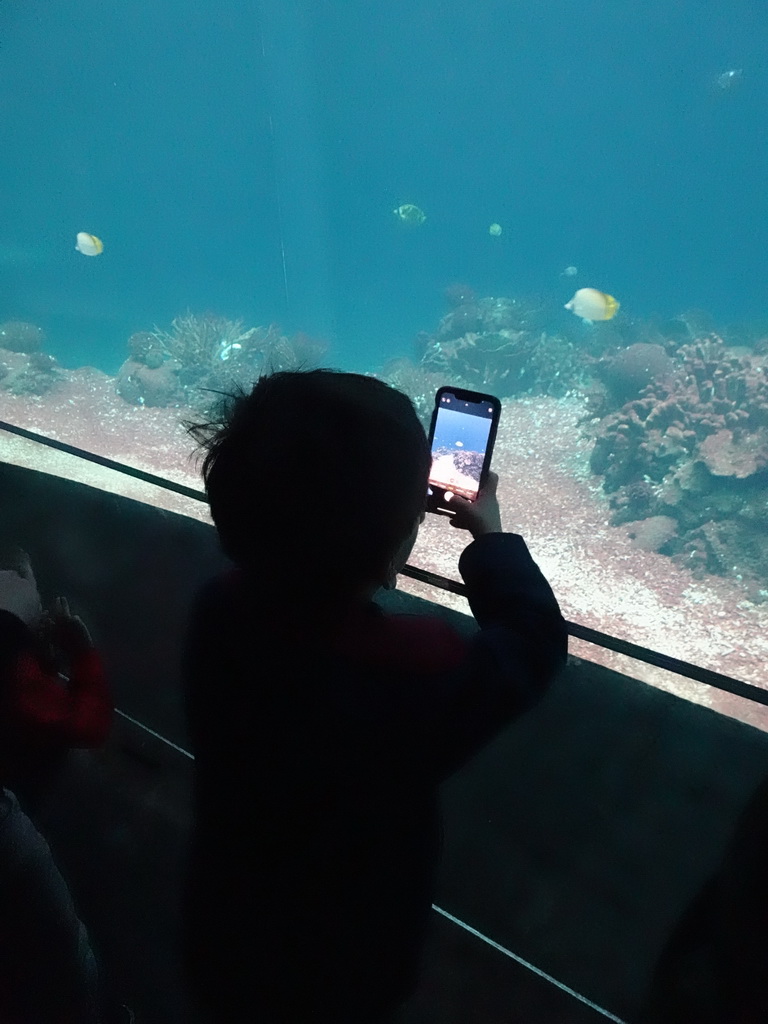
[1,459,767,1024]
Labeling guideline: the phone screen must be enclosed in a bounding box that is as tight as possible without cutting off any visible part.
[427,390,498,506]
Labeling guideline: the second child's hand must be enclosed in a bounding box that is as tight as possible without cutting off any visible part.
[48,597,94,657]
[38,598,94,673]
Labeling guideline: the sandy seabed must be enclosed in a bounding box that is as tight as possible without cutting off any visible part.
[2,366,767,730]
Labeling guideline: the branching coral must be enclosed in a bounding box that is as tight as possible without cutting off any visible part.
[588,334,768,587]
[116,313,328,411]
[146,313,263,370]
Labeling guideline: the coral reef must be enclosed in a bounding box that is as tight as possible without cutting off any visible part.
[624,515,678,553]
[386,294,768,592]
[394,291,586,406]
[588,334,768,590]
[116,357,183,408]
[0,321,45,354]
[0,321,64,395]
[593,342,676,407]
[0,348,63,396]
[116,313,327,411]
[417,294,581,395]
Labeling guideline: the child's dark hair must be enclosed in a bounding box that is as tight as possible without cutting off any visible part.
[186,369,431,608]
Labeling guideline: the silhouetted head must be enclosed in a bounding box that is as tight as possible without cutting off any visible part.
[187,369,431,615]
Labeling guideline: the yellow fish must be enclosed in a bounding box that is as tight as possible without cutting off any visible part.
[76,232,104,256]
[393,204,426,225]
[564,287,619,322]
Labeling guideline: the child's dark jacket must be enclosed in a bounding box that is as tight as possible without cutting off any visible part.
[183,532,567,1015]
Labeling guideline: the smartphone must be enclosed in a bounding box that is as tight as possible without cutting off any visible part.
[425,386,501,516]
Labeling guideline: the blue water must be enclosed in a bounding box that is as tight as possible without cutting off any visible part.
[2,0,767,373]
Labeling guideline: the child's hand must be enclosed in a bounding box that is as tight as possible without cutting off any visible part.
[45,597,94,657]
[447,471,503,538]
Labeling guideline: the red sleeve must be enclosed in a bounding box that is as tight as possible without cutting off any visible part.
[384,615,468,673]
[337,613,469,674]
[10,648,113,748]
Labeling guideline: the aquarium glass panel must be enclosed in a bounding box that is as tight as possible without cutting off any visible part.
[2,0,767,694]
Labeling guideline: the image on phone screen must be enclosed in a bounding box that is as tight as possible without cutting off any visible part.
[428,392,496,502]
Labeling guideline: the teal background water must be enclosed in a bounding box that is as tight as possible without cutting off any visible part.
[2,0,767,373]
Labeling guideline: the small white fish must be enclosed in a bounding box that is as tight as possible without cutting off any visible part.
[561,265,578,277]
[76,232,103,256]
[393,204,426,225]
[489,223,502,236]
[564,287,620,322]
[716,68,743,90]
[219,341,243,361]
[455,440,464,447]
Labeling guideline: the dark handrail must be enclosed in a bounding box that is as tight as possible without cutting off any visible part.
[403,564,768,708]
